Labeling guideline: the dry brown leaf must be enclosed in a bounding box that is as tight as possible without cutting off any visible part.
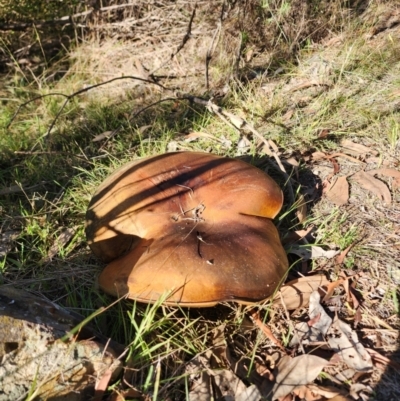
[326,316,373,372]
[272,355,329,399]
[186,349,248,401]
[93,368,113,401]
[308,291,332,337]
[285,157,300,168]
[269,139,280,153]
[282,226,315,245]
[293,384,345,401]
[237,135,251,154]
[255,361,274,381]
[184,131,221,142]
[136,125,152,135]
[273,275,330,310]
[328,157,340,174]
[282,108,294,122]
[367,168,400,179]
[317,129,330,139]
[289,245,340,260]
[366,348,400,370]
[293,385,323,401]
[367,168,400,190]
[92,130,115,142]
[237,385,263,401]
[290,291,332,346]
[335,244,354,265]
[307,313,322,327]
[340,139,378,156]
[279,394,294,401]
[352,170,391,203]
[46,227,77,261]
[109,388,144,401]
[349,383,373,400]
[306,384,347,399]
[296,193,307,223]
[311,151,328,161]
[330,152,365,164]
[325,176,349,206]
[364,156,391,165]
[250,309,286,351]
[186,352,214,401]
[322,279,344,302]
[213,370,248,399]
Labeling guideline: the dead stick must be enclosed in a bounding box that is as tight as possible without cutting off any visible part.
[279,292,305,354]
[205,3,224,90]
[8,75,168,145]
[149,5,197,76]
[205,100,295,205]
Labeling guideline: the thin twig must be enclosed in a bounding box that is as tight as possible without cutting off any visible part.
[149,5,197,76]
[205,4,224,90]
[8,76,168,143]
[279,292,305,354]
[0,4,144,31]
[203,99,296,205]
[14,151,92,164]
[7,93,68,128]
[234,32,243,77]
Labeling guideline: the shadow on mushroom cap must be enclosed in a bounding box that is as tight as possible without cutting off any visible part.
[86,152,289,306]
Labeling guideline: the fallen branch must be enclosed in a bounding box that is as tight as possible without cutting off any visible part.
[0,4,141,31]
[204,99,296,205]
[7,93,68,128]
[9,77,296,208]
[7,76,168,142]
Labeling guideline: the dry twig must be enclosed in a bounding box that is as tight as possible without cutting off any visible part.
[7,76,167,145]
[149,5,197,76]
[204,99,296,205]
[205,3,225,90]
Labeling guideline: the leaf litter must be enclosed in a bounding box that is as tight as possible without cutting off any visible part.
[325,176,349,206]
[326,316,373,372]
[290,291,332,347]
[289,245,341,260]
[184,275,377,401]
[272,354,329,400]
[351,171,392,204]
[303,137,398,208]
[183,129,400,400]
[273,275,330,310]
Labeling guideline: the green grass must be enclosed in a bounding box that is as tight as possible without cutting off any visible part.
[1,0,400,398]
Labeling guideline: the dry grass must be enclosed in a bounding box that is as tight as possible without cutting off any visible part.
[1,0,400,399]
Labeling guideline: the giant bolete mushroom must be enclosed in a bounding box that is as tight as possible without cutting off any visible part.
[86,152,288,307]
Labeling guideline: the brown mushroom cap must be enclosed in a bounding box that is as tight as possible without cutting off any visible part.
[86,152,288,307]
